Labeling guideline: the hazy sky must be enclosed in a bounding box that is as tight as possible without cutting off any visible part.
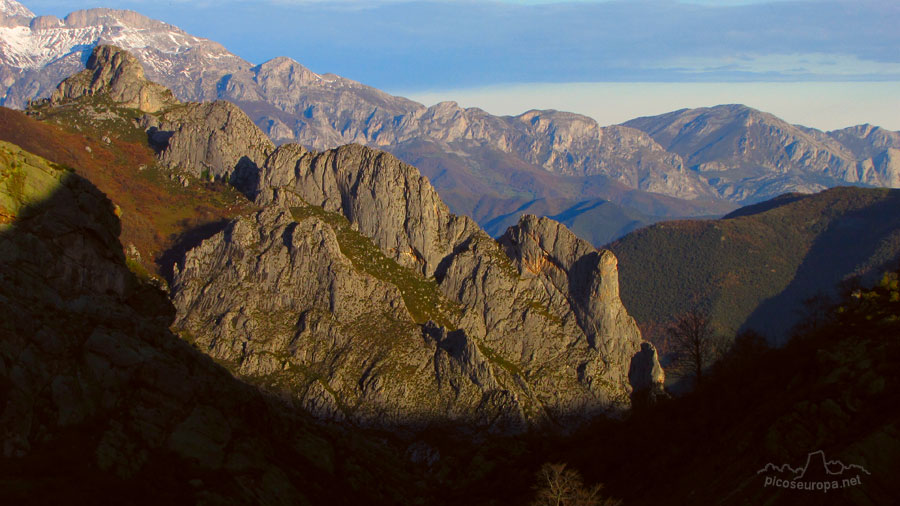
[19,0,900,129]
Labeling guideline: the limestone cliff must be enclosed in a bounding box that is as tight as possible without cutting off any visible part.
[143,99,274,180]
[49,44,176,113]
[177,140,660,429]
[0,140,415,504]
[37,45,664,432]
[171,205,525,430]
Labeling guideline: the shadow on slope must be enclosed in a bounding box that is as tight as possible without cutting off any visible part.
[609,187,900,346]
[538,279,900,505]
[741,189,900,343]
[0,106,254,281]
[0,145,421,505]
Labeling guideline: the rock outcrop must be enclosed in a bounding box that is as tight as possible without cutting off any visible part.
[0,141,415,504]
[34,45,659,432]
[250,143,480,277]
[175,138,649,430]
[170,205,517,429]
[46,44,274,181]
[499,215,641,358]
[143,99,274,180]
[628,342,666,400]
[49,44,176,113]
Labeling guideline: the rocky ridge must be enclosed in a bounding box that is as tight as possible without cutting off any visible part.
[143,100,274,180]
[49,45,662,431]
[624,105,900,202]
[176,141,649,429]
[40,43,273,183]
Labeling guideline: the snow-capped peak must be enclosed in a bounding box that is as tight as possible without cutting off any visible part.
[0,4,251,108]
[0,7,235,71]
[0,0,35,18]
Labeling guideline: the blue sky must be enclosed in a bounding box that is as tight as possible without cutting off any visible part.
[23,0,900,86]
[19,0,900,129]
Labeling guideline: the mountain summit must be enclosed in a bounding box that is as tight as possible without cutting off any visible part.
[0,0,33,18]
[624,104,900,202]
[49,44,175,113]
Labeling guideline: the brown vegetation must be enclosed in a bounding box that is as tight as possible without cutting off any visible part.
[0,106,253,279]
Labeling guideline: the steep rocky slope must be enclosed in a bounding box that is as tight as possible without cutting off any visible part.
[36,45,661,432]
[176,141,649,429]
[143,99,274,180]
[608,186,900,346]
[0,3,248,108]
[0,140,423,504]
[48,44,176,113]
[31,42,274,186]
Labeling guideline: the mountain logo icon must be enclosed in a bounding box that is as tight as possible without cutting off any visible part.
[758,451,870,492]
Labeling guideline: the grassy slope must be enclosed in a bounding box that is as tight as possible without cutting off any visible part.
[607,186,900,346]
[0,103,254,280]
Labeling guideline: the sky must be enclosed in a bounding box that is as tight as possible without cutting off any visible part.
[18,0,900,130]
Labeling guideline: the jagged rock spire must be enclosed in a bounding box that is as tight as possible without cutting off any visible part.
[50,45,176,113]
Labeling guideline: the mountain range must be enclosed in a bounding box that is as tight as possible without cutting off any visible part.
[1,2,899,503]
[3,1,900,246]
[10,43,666,434]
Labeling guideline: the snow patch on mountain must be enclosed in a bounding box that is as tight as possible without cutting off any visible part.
[0,25,102,68]
[0,0,34,18]
[0,17,230,72]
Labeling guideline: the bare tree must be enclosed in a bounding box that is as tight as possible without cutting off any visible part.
[532,463,621,506]
[668,308,722,384]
